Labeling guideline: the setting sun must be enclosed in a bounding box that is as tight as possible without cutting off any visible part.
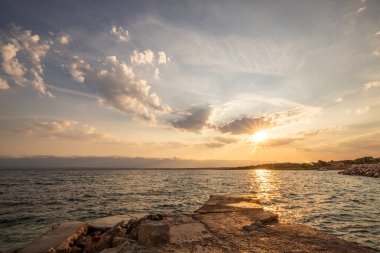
[251,130,268,143]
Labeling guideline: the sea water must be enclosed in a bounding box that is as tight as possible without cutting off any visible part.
[0,169,379,252]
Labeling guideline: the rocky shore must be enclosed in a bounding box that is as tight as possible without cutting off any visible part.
[338,164,380,178]
[15,195,376,253]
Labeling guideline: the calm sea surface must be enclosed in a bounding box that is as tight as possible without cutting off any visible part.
[0,169,379,252]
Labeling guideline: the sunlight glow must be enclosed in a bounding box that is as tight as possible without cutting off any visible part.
[251,130,268,143]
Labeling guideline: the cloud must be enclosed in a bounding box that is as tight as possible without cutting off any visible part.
[213,136,238,144]
[336,97,343,102]
[217,116,273,135]
[0,25,52,96]
[375,31,380,36]
[0,77,10,90]
[202,136,239,149]
[1,43,26,85]
[357,0,367,13]
[153,67,160,80]
[300,130,380,154]
[357,6,366,13]
[58,34,71,45]
[356,106,370,114]
[157,51,169,64]
[69,56,90,83]
[204,142,225,148]
[130,49,154,65]
[69,55,170,122]
[170,105,213,131]
[2,118,121,144]
[110,25,129,42]
[134,18,302,76]
[261,137,302,148]
[364,81,380,90]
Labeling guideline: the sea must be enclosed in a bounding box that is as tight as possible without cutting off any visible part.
[0,169,379,252]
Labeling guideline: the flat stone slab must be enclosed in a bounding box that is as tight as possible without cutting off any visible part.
[195,194,263,214]
[88,214,147,229]
[18,221,87,253]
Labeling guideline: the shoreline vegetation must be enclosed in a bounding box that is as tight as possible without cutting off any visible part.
[16,195,377,253]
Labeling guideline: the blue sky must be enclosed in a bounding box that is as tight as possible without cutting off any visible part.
[0,0,380,163]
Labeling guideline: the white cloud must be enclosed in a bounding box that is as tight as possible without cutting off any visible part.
[58,34,71,45]
[1,43,26,85]
[69,56,90,83]
[336,97,343,102]
[0,25,52,96]
[153,67,160,80]
[357,6,366,13]
[356,106,370,114]
[69,55,171,122]
[375,31,380,36]
[0,77,10,90]
[110,25,129,42]
[157,51,169,64]
[95,56,171,122]
[364,81,380,90]
[130,49,154,65]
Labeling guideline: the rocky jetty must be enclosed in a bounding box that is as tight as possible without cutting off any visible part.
[16,195,376,253]
[338,164,380,178]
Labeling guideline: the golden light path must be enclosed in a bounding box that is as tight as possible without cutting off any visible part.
[248,169,303,224]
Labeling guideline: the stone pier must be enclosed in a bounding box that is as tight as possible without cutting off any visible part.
[16,195,376,253]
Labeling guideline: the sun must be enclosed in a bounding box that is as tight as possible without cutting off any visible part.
[251,130,268,143]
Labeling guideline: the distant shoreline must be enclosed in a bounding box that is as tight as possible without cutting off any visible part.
[0,167,343,170]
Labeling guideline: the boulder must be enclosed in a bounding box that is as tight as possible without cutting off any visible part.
[137,223,170,246]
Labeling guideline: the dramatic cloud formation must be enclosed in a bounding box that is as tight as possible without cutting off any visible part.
[130,49,154,65]
[0,77,10,89]
[364,81,380,90]
[0,25,52,96]
[217,116,273,135]
[69,55,170,122]
[170,105,213,131]
[110,25,129,42]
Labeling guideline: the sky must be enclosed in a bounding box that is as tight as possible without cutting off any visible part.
[0,0,379,164]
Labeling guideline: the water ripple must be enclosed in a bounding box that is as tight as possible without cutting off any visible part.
[0,169,378,252]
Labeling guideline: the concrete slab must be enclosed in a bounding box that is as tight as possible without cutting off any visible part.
[88,214,146,229]
[18,221,87,253]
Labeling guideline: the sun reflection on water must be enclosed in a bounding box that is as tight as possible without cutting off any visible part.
[249,169,304,224]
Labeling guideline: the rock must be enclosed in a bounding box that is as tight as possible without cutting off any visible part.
[339,164,380,178]
[112,236,125,247]
[243,221,264,231]
[70,246,83,253]
[137,223,170,246]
